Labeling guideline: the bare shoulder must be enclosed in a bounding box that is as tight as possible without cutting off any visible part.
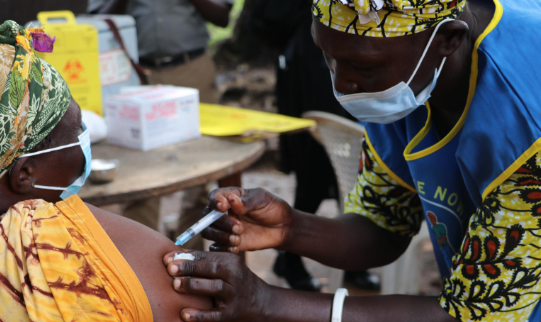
[86,203,212,321]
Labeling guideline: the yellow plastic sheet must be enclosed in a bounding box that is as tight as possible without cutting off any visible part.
[200,103,316,137]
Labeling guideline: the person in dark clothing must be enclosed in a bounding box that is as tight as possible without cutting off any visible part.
[250,0,379,292]
[0,0,88,25]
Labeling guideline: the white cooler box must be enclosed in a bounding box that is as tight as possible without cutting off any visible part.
[104,86,201,151]
[76,15,141,103]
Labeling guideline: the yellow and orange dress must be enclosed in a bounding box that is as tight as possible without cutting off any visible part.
[0,195,153,322]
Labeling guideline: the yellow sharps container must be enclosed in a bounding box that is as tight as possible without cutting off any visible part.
[36,11,103,115]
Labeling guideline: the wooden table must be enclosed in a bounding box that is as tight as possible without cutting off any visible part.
[79,136,266,206]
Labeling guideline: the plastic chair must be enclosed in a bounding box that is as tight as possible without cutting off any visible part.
[302,111,364,292]
[301,112,365,211]
[380,222,429,295]
[302,111,429,295]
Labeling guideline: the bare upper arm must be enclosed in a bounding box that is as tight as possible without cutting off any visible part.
[87,203,212,321]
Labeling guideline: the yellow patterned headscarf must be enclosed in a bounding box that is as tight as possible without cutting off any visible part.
[0,21,71,177]
[313,0,466,38]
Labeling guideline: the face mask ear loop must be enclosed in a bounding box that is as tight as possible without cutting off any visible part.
[33,184,68,191]
[406,18,454,86]
[19,142,81,158]
[435,56,447,79]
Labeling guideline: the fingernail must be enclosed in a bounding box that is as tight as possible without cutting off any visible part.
[170,265,178,274]
[229,235,239,244]
[185,313,191,320]
[167,257,173,264]
[218,202,223,209]
[174,279,181,290]
[233,225,240,234]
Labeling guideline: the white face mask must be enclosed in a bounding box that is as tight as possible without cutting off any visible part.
[18,123,92,200]
[331,19,453,124]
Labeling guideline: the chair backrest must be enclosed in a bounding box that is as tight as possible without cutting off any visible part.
[302,111,364,212]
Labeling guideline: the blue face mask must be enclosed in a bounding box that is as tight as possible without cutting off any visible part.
[20,122,92,199]
[331,19,452,124]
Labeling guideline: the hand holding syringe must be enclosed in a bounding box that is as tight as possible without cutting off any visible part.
[175,209,228,246]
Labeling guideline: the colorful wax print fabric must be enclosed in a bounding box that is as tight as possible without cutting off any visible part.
[313,0,465,37]
[345,140,541,321]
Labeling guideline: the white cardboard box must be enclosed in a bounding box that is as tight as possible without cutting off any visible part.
[104,86,201,151]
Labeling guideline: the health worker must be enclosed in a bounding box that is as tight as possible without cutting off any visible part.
[163,0,541,321]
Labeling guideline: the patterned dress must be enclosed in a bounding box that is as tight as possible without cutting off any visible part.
[346,141,541,321]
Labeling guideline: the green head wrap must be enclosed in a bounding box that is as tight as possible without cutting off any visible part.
[0,20,71,177]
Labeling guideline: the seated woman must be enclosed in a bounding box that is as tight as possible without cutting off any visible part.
[0,21,211,321]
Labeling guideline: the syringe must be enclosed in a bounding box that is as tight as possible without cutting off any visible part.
[175,209,228,246]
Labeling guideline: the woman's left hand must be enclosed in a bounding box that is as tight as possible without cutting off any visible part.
[163,250,271,322]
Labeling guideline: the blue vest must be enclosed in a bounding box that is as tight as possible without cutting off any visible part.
[363,0,541,318]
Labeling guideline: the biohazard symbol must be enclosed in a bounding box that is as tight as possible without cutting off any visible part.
[63,59,84,81]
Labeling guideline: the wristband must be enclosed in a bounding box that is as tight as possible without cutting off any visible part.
[331,288,349,322]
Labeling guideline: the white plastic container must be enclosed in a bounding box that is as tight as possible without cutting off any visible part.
[75,15,141,101]
[104,86,201,151]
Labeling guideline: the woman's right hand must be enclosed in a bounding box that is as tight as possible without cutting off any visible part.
[202,187,293,253]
